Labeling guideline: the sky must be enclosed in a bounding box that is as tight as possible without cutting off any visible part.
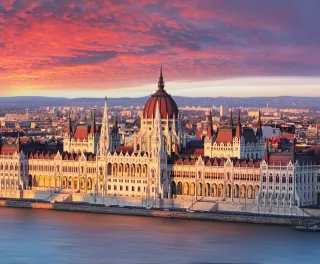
[1,0,320,98]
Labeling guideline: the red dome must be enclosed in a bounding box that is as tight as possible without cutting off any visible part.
[143,68,179,119]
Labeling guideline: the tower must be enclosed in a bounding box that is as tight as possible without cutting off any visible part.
[151,102,165,158]
[230,109,233,127]
[235,109,241,139]
[110,115,121,152]
[99,97,110,155]
[256,110,263,138]
[207,110,213,138]
[88,107,98,154]
[204,110,214,157]
[63,110,72,152]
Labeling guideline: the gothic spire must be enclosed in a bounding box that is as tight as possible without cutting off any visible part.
[256,109,263,137]
[263,140,269,161]
[103,96,108,120]
[158,65,164,90]
[230,109,233,127]
[66,110,72,134]
[113,116,119,134]
[100,97,110,155]
[236,109,241,139]
[290,137,296,162]
[90,108,96,135]
[207,110,213,138]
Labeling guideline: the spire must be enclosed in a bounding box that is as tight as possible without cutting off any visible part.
[99,96,110,155]
[152,101,164,156]
[236,109,241,139]
[158,65,165,91]
[256,109,262,137]
[230,109,233,127]
[263,140,269,161]
[90,108,96,135]
[290,138,296,162]
[103,96,108,120]
[155,101,161,122]
[207,111,213,138]
[66,110,72,134]
[16,133,21,153]
[113,116,119,133]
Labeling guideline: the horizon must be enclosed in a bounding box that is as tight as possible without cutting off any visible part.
[1,93,320,100]
[1,1,320,97]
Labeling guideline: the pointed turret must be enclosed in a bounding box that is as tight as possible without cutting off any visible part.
[236,109,241,139]
[113,116,119,134]
[151,102,164,156]
[90,108,96,135]
[99,96,110,155]
[158,65,164,91]
[155,101,162,129]
[16,133,21,153]
[256,110,263,137]
[263,140,270,161]
[207,111,213,138]
[290,138,296,162]
[65,110,72,134]
[230,109,233,127]
[103,97,108,123]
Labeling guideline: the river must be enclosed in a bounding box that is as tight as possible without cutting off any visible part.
[0,207,318,264]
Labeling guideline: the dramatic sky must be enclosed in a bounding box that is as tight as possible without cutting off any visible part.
[1,0,320,98]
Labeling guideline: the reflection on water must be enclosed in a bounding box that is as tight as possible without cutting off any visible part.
[0,207,319,264]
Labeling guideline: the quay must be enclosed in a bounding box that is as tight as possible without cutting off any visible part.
[0,198,318,227]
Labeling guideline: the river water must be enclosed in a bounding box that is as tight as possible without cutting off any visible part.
[0,207,319,264]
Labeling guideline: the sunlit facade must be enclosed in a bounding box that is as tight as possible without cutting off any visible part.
[0,70,319,210]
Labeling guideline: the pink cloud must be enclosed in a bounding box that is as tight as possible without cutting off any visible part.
[0,0,320,95]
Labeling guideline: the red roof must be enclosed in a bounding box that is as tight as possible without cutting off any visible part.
[216,128,234,144]
[115,146,133,155]
[1,144,20,155]
[73,125,90,140]
[268,154,291,165]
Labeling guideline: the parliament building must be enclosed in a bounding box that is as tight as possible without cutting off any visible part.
[0,68,319,211]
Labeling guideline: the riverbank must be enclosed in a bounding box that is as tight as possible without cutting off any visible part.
[0,198,317,226]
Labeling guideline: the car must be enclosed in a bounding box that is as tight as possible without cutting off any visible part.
[146,205,153,210]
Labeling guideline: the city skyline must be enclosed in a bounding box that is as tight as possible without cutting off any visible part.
[1,0,320,97]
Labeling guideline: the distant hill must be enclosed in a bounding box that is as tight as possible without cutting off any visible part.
[0,96,319,110]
